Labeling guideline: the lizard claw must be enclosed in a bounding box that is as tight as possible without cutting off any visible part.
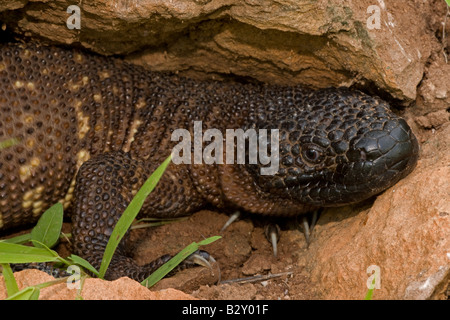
[178,250,221,282]
[183,249,216,269]
[301,209,320,246]
[301,216,311,245]
[264,223,280,257]
[220,211,241,232]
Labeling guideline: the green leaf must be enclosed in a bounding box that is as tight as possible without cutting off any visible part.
[6,286,40,300]
[98,155,172,279]
[365,276,376,300]
[67,254,99,277]
[4,277,67,300]
[28,288,41,300]
[365,287,374,300]
[446,0,450,7]
[31,202,64,248]
[0,242,59,264]
[1,263,19,296]
[141,236,221,288]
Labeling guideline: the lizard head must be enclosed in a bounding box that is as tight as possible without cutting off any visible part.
[249,88,419,207]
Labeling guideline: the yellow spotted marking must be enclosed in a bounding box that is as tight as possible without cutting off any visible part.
[30,157,40,167]
[57,149,90,209]
[123,119,142,152]
[135,98,146,109]
[93,94,102,103]
[69,76,89,92]
[14,81,24,88]
[70,82,80,91]
[0,213,3,228]
[26,82,35,90]
[75,53,83,62]
[33,201,44,209]
[106,130,114,151]
[76,149,91,169]
[42,68,48,75]
[98,71,110,80]
[24,115,34,124]
[33,206,44,216]
[23,49,31,58]
[74,100,90,139]
[22,185,45,214]
[23,190,34,202]
[19,157,41,183]
[26,138,35,148]
[59,177,77,210]
[19,165,32,182]
[0,63,5,72]
[75,100,82,108]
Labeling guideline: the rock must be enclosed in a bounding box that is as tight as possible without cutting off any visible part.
[0,0,27,11]
[415,110,450,130]
[306,123,450,300]
[0,0,439,100]
[403,265,449,300]
[192,283,258,300]
[0,269,196,300]
[417,54,450,114]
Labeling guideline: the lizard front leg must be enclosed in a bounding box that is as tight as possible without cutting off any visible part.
[71,151,209,281]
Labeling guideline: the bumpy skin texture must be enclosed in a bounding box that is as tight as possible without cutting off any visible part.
[0,43,419,281]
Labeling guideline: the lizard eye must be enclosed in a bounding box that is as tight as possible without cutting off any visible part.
[302,146,324,164]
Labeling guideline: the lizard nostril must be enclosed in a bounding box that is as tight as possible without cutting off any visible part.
[360,150,367,161]
[346,148,370,162]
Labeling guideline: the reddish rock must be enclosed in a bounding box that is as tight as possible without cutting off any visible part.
[0,0,440,100]
[0,269,196,300]
[306,124,450,300]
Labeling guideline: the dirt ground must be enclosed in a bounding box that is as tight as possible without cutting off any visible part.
[61,209,321,300]
[131,210,319,299]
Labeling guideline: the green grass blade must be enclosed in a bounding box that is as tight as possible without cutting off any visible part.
[1,263,19,296]
[4,277,68,300]
[1,233,32,245]
[365,287,374,300]
[6,287,40,300]
[132,216,188,229]
[365,276,376,300]
[67,254,99,277]
[0,242,59,263]
[31,202,64,248]
[141,236,221,288]
[28,288,41,300]
[197,236,221,246]
[98,155,172,279]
